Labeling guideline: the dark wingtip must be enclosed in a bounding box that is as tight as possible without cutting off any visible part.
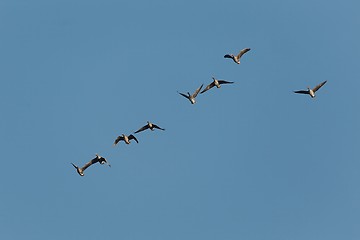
[71,163,77,169]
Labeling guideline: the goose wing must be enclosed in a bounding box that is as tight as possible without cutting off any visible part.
[81,156,99,171]
[152,124,165,131]
[134,125,149,134]
[236,48,251,58]
[293,90,309,94]
[217,80,234,85]
[128,134,139,143]
[193,84,203,97]
[312,80,327,92]
[224,54,233,59]
[200,82,215,94]
[113,135,124,145]
[178,91,189,99]
[236,48,251,59]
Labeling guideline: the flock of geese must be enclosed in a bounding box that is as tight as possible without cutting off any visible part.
[71,48,328,176]
[71,120,165,176]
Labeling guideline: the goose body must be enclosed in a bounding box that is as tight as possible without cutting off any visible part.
[224,48,251,64]
[200,77,234,94]
[294,80,327,98]
[114,134,139,145]
[135,121,165,134]
[178,84,203,104]
[71,154,110,176]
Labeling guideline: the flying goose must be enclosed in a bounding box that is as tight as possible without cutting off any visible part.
[71,154,110,176]
[134,121,165,134]
[113,134,139,145]
[294,80,327,98]
[200,76,234,94]
[224,48,251,64]
[178,84,203,104]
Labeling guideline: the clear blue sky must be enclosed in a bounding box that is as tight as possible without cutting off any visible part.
[0,0,359,239]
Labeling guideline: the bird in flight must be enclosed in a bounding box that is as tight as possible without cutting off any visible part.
[200,76,234,94]
[293,80,327,98]
[134,121,165,134]
[71,154,110,176]
[113,134,139,145]
[178,84,203,104]
[224,48,251,64]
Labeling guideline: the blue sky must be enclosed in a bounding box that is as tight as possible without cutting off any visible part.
[0,0,359,239]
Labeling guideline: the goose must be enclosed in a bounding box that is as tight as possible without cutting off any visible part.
[200,76,234,94]
[294,80,327,98]
[71,154,110,176]
[178,84,203,104]
[134,121,165,134]
[224,48,251,64]
[113,134,139,145]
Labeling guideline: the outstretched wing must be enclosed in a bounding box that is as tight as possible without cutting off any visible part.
[293,90,309,94]
[312,80,327,92]
[178,91,189,99]
[128,134,139,143]
[200,82,215,94]
[113,135,124,145]
[153,124,165,131]
[224,54,233,59]
[237,48,251,59]
[193,84,203,98]
[134,125,149,134]
[217,80,234,85]
[81,156,99,171]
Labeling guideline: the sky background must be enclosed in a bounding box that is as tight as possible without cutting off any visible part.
[0,0,359,239]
